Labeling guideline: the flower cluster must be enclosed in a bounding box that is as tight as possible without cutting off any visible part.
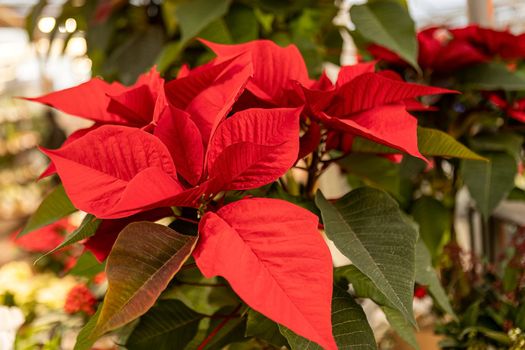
[64,284,97,316]
[28,39,453,349]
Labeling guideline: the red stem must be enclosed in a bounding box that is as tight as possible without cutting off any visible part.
[197,304,242,350]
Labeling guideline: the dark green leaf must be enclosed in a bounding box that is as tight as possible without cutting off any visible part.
[246,310,289,348]
[468,133,523,162]
[38,215,100,261]
[280,285,376,350]
[335,266,415,349]
[415,240,455,317]
[351,0,418,70]
[316,189,417,325]
[338,154,402,199]
[462,152,518,218]
[458,62,525,91]
[381,306,420,350]
[411,197,450,259]
[225,4,259,42]
[126,300,203,350]
[175,0,232,41]
[20,184,76,237]
[68,251,105,279]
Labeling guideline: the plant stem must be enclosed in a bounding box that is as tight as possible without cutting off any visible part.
[197,304,242,350]
[174,215,199,224]
[305,148,320,198]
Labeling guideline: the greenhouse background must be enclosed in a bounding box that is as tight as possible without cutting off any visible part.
[0,0,525,349]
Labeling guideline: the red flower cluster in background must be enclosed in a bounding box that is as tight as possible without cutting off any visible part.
[369,24,525,72]
[64,284,97,316]
[27,39,454,349]
[489,93,525,123]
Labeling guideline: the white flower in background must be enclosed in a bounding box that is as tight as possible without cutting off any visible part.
[0,261,34,305]
[0,306,24,350]
[35,275,77,309]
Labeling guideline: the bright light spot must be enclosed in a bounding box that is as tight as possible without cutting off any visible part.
[66,36,87,56]
[65,18,77,33]
[37,17,56,34]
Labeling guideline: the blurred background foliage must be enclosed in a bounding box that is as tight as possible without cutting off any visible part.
[27,0,343,84]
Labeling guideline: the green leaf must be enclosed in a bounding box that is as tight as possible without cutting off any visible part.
[458,62,525,91]
[335,266,416,349]
[410,197,451,259]
[156,41,184,73]
[68,251,105,279]
[75,222,197,349]
[461,152,518,218]
[175,0,232,41]
[74,304,102,350]
[350,0,419,70]
[468,133,524,162]
[316,189,417,325]
[381,306,420,350]
[280,285,377,350]
[225,4,259,43]
[414,240,455,317]
[339,154,402,199]
[126,300,203,350]
[20,184,76,237]
[246,310,289,348]
[26,0,47,40]
[351,127,486,161]
[38,215,100,261]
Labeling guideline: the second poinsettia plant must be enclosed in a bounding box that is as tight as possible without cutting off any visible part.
[21,38,472,350]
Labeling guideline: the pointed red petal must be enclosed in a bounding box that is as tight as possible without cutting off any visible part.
[107,66,165,125]
[332,72,456,116]
[322,104,425,160]
[42,125,183,219]
[336,62,376,87]
[155,106,204,186]
[194,198,336,350]
[24,78,129,124]
[207,107,301,190]
[38,125,100,180]
[165,56,252,145]
[201,39,310,105]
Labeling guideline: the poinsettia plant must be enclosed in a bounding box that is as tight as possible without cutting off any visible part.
[20,32,491,349]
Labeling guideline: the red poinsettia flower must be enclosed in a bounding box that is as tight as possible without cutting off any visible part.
[489,93,525,123]
[200,39,311,108]
[370,24,525,73]
[301,62,455,159]
[30,52,301,220]
[11,218,75,253]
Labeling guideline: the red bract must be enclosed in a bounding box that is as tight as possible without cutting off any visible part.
[489,94,525,123]
[201,39,310,107]
[370,25,525,73]
[12,218,74,253]
[164,55,253,145]
[26,67,164,126]
[194,198,336,350]
[302,63,455,159]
